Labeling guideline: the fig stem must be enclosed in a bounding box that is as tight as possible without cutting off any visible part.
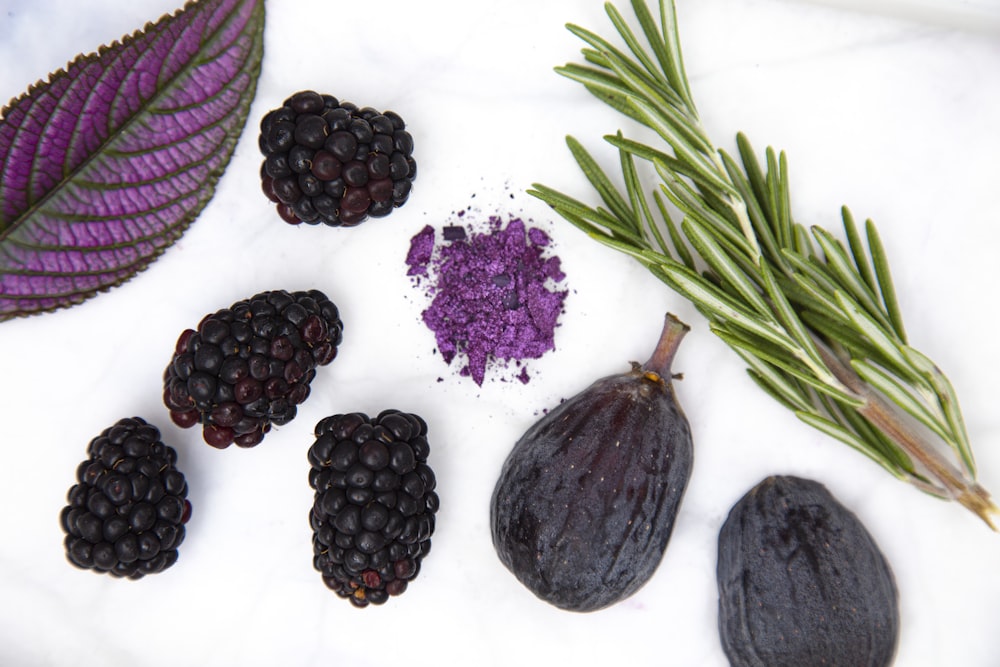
[644,313,691,378]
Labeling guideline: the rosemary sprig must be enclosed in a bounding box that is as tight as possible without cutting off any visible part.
[529,0,997,528]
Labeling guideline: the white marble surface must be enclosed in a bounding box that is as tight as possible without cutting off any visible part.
[1,0,999,665]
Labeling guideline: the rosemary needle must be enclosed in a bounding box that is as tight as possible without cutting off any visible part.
[529,0,997,528]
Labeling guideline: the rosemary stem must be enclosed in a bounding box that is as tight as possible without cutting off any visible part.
[725,190,763,266]
[813,337,998,528]
[541,0,994,526]
[859,394,998,529]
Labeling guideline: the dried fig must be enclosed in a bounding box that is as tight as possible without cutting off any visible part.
[717,475,899,667]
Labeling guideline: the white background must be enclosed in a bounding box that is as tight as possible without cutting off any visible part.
[1,0,999,665]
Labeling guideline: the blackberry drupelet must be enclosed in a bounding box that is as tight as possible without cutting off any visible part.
[163,289,344,448]
[308,410,439,607]
[259,90,417,227]
[60,417,191,579]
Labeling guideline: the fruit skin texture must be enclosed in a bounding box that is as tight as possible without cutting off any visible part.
[60,417,191,579]
[717,475,899,667]
[162,289,343,448]
[308,410,439,607]
[491,314,693,612]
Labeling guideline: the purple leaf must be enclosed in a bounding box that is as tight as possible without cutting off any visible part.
[0,0,265,321]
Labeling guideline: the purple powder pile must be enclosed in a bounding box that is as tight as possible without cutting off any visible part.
[406,216,568,385]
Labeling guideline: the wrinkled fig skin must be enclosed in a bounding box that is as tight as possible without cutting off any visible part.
[491,324,693,612]
[717,475,899,667]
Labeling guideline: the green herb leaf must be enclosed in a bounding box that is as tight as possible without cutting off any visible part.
[533,0,996,527]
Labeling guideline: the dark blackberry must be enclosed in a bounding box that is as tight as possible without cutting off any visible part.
[60,417,191,579]
[308,410,439,607]
[163,289,344,449]
[258,90,417,228]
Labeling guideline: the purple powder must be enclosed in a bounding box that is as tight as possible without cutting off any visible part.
[405,225,435,278]
[406,216,568,385]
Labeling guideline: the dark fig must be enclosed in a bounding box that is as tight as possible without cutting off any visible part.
[717,475,899,667]
[490,313,694,612]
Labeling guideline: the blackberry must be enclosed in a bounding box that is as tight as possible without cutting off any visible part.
[259,90,417,227]
[60,417,191,579]
[163,289,344,449]
[308,410,439,607]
